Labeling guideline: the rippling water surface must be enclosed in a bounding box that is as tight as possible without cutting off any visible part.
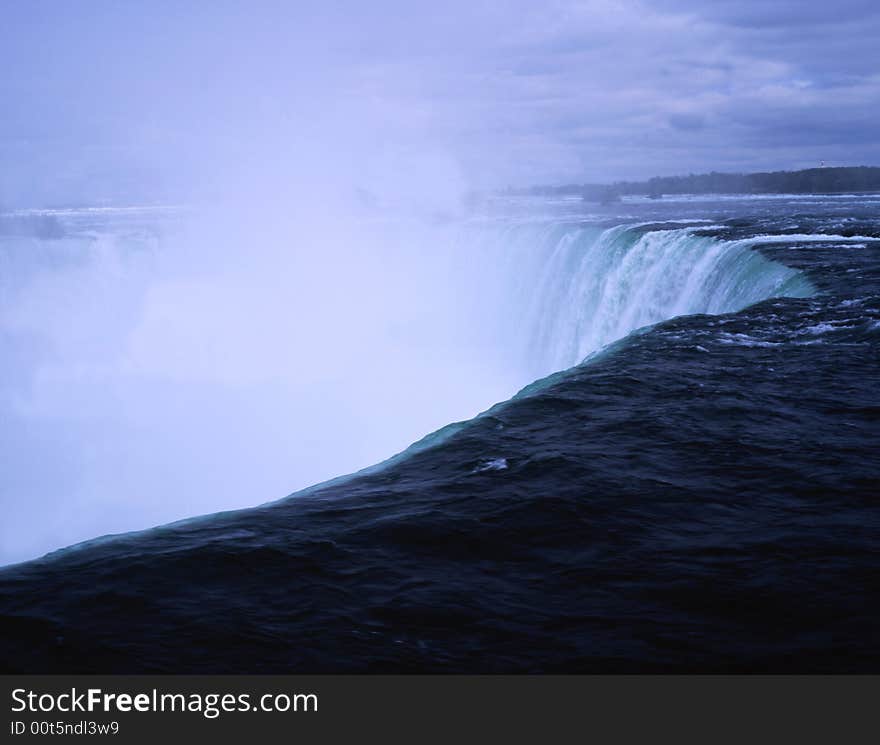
[1,195,878,672]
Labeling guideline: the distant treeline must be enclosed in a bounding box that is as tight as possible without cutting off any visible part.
[506,166,880,202]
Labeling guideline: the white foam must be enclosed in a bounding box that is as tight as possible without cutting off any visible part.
[741,233,876,245]
[717,332,781,348]
[800,323,838,335]
[473,458,508,473]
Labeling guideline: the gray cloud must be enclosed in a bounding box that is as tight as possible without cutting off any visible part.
[1,0,878,201]
[653,0,880,28]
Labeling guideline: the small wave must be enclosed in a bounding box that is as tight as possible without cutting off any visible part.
[717,333,782,348]
[473,458,509,473]
[799,323,839,335]
[743,233,876,244]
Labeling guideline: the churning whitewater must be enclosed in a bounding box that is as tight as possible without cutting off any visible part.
[468,221,813,375]
[0,193,878,672]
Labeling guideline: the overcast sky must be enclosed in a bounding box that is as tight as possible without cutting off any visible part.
[2,0,879,203]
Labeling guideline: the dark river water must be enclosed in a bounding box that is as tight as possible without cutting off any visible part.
[1,194,878,672]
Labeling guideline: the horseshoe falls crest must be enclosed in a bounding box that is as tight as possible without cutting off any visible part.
[0,196,878,673]
[462,222,812,377]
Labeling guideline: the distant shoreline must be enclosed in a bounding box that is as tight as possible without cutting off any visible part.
[504,166,880,203]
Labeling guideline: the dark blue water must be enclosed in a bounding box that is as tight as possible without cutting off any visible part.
[1,195,878,672]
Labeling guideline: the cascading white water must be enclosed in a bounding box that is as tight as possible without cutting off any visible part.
[454,222,814,377]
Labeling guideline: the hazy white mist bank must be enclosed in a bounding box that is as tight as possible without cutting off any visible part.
[1,199,537,564]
